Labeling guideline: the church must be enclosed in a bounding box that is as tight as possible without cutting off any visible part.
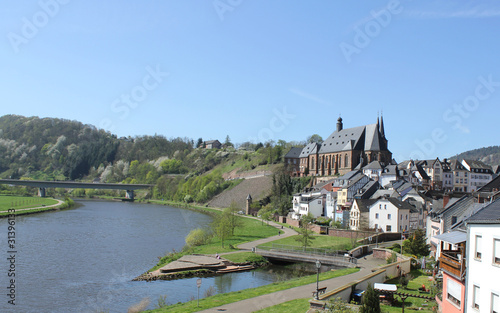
[285,116,392,177]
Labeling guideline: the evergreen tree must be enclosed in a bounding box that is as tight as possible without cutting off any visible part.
[403,228,430,257]
[359,283,380,313]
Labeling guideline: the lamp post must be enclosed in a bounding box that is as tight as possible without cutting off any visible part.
[315,259,321,300]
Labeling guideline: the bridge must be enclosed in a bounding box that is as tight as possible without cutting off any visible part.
[0,179,153,200]
[254,244,357,268]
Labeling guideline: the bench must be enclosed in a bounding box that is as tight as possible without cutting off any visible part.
[312,287,327,298]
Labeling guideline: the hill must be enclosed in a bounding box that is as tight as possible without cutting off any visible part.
[450,146,500,166]
[208,175,273,210]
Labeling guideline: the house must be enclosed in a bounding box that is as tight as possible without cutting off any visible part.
[368,198,417,233]
[336,173,371,209]
[325,192,337,220]
[434,229,467,313]
[350,199,377,231]
[284,147,303,177]
[460,159,493,192]
[464,198,500,313]
[204,140,221,149]
[362,160,384,181]
[420,158,445,190]
[291,192,325,219]
[380,164,399,187]
[451,160,469,192]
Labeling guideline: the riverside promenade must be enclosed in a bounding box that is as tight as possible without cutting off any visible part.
[198,255,381,313]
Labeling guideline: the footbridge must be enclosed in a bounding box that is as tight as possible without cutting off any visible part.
[254,244,357,268]
[0,179,153,200]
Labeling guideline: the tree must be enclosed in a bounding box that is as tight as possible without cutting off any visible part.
[225,201,243,236]
[224,135,233,147]
[306,134,323,144]
[402,228,430,257]
[258,204,274,225]
[211,213,232,248]
[359,283,381,313]
[295,213,316,248]
[271,165,293,216]
[196,138,203,148]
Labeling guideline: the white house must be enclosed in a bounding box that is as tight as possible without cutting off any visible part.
[368,198,416,233]
[291,192,325,219]
[464,198,500,313]
[325,192,337,220]
[350,199,377,231]
[461,159,493,192]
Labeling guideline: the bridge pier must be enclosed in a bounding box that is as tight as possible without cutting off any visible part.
[38,187,46,197]
[126,190,134,200]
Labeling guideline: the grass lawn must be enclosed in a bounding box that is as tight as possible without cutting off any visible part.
[260,234,352,250]
[0,195,58,212]
[253,298,311,313]
[148,268,360,313]
[381,270,438,312]
[148,213,279,272]
[222,252,267,264]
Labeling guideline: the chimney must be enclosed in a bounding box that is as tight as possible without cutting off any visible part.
[337,117,343,132]
[443,194,450,209]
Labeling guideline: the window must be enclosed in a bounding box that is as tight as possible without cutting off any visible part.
[494,239,500,265]
[492,293,499,313]
[447,278,461,307]
[473,285,480,310]
[406,214,408,220]
[375,213,379,219]
[386,225,391,232]
[384,205,387,209]
[476,235,482,259]
[451,216,457,225]
[379,204,382,209]
[400,214,403,220]
[465,172,468,177]
[375,224,378,230]
[388,214,392,220]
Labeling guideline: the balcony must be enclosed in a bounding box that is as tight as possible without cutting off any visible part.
[439,250,466,280]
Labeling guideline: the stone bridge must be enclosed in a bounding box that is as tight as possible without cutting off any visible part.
[254,244,357,268]
[0,179,153,200]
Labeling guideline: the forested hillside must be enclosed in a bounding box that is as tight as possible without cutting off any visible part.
[0,114,293,205]
[0,115,193,180]
[451,145,500,166]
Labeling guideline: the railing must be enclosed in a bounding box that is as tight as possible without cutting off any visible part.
[439,251,465,279]
[257,243,347,257]
[256,244,357,265]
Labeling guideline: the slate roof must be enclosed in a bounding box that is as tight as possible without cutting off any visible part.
[462,159,492,171]
[299,142,319,158]
[318,122,388,154]
[386,198,419,213]
[370,189,399,199]
[478,175,500,192]
[363,161,383,170]
[382,165,398,175]
[354,199,378,213]
[465,198,500,224]
[284,147,303,159]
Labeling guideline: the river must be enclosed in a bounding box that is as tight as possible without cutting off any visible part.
[0,200,311,313]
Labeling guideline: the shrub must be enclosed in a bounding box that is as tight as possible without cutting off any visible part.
[185,228,211,247]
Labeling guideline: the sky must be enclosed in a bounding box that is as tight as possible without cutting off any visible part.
[1,0,500,162]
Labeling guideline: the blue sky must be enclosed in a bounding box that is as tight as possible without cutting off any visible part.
[1,0,500,162]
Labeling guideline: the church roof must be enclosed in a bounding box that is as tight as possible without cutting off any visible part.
[300,142,319,158]
[284,147,303,159]
[319,122,387,154]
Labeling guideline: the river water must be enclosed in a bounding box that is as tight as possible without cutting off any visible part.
[0,200,315,313]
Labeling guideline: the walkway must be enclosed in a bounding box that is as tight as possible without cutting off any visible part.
[8,199,65,212]
[198,254,383,313]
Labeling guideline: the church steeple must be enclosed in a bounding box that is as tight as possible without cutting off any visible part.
[336,116,343,132]
[380,112,385,137]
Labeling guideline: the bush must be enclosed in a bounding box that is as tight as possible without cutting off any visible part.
[185,228,211,247]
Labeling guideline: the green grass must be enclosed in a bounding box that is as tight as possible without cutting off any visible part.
[381,270,438,312]
[0,195,58,212]
[147,210,278,272]
[148,268,360,313]
[260,234,352,250]
[222,252,267,264]
[253,298,311,313]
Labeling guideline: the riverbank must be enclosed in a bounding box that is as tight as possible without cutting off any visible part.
[0,196,75,217]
